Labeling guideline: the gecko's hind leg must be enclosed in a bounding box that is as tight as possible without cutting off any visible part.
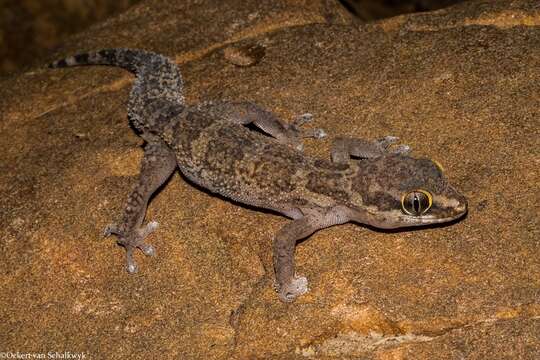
[331,135,411,164]
[273,207,350,302]
[104,136,177,273]
[211,101,326,150]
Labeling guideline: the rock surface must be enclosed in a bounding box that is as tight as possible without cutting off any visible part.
[0,0,538,358]
[0,0,141,76]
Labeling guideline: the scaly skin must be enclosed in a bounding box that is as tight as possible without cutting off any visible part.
[50,49,467,302]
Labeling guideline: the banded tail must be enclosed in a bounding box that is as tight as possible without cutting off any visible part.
[49,48,185,133]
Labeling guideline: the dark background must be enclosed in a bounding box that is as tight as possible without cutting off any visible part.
[0,0,465,77]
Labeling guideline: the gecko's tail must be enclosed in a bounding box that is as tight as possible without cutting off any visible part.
[49,49,138,72]
[49,48,185,134]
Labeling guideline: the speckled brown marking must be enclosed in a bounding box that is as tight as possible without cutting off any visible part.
[364,191,400,211]
[313,159,349,171]
[50,48,468,302]
[306,169,351,203]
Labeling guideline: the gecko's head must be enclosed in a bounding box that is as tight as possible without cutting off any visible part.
[352,155,467,229]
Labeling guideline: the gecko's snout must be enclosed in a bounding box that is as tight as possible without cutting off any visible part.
[453,196,468,218]
[456,199,467,213]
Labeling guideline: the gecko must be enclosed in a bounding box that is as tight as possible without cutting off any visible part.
[49,49,467,302]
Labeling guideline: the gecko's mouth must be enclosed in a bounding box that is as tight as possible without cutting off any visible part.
[404,199,468,226]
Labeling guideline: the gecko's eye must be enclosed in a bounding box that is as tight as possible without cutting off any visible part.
[401,190,432,216]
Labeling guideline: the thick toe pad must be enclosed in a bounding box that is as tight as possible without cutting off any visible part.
[103,220,159,273]
[380,135,399,143]
[311,128,327,139]
[391,144,411,154]
[278,276,309,302]
[292,113,326,139]
[146,220,159,232]
[292,113,314,127]
[378,136,412,154]
[138,243,156,256]
[103,224,120,237]
[126,260,138,274]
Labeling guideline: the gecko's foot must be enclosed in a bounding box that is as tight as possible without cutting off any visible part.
[289,113,327,151]
[292,113,314,127]
[277,275,309,302]
[303,128,327,139]
[293,113,327,139]
[103,221,159,273]
[377,136,411,155]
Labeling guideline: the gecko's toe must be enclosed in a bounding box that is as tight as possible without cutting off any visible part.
[382,135,399,142]
[377,136,412,154]
[278,275,309,302]
[146,220,159,232]
[288,113,324,148]
[312,128,327,139]
[138,243,156,256]
[104,221,158,273]
[299,128,327,140]
[392,144,411,154]
[103,224,119,237]
[377,136,399,148]
[125,246,139,273]
[293,113,314,127]
[126,259,139,274]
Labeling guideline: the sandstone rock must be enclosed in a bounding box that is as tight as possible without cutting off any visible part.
[0,0,538,358]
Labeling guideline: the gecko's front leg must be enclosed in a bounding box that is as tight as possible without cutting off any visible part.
[331,135,411,164]
[208,101,326,150]
[104,137,177,273]
[273,207,350,302]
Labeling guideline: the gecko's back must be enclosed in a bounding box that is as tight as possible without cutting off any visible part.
[162,104,350,215]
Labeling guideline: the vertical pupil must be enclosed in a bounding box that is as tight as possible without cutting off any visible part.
[413,195,420,213]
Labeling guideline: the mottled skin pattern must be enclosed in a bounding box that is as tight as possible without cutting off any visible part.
[49,49,467,302]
